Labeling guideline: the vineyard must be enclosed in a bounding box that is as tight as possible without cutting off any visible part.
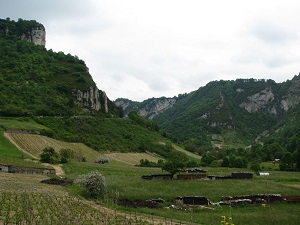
[5,132,102,162]
[5,133,160,165]
[0,192,142,225]
[0,192,194,225]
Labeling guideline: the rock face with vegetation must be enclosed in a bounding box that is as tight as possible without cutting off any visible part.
[1,18,299,172]
[115,97,177,119]
[117,76,300,153]
[0,18,122,117]
[0,18,46,46]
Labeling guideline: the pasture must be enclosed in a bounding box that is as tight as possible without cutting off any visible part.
[0,119,299,225]
[64,161,300,225]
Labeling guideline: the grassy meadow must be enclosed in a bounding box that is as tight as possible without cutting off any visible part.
[63,161,300,225]
[0,117,299,224]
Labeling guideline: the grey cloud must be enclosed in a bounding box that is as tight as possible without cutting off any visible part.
[251,22,297,45]
[0,0,96,24]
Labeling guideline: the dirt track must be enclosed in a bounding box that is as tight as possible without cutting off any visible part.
[4,132,65,177]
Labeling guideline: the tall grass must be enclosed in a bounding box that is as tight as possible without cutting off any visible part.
[64,161,300,225]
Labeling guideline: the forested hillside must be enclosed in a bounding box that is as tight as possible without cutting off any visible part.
[0,18,184,162]
[0,18,121,117]
[116,77,300,171]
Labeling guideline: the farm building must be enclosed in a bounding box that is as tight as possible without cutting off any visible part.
[222,194,283,204]
[231,172,253,179]
[141,174,173,180]
[0,163,55,175]
[177,168,208,180]
[175,196,211,205]
[0,163,10,172]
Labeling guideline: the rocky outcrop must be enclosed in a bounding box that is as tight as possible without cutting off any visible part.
[239,87,275,113]
[21,27,46,46]
[281,76,300,111]
[115,97,176,119]
[139,98,176,119]
[0,19,46,46]
[75,87,108,113]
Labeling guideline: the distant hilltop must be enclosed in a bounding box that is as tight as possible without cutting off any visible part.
[0,18,46,46]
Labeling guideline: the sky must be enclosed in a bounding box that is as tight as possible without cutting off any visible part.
[1,0,300,101]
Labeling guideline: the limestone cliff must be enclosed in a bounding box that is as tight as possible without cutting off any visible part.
[138,98,177,119]
[238,75,300,114]
[0,18,46,46]
[75,87,109,113]
[21,27,46,46]
[239,87,276,113]
[281,75,300,111]
[115,97,176,119]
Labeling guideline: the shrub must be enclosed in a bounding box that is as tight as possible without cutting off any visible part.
[75,171,106,197]
[59,148,74,163]
[95,156,109,164]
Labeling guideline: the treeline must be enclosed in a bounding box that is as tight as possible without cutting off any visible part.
[200,135,300,171]
[0,18,44,37]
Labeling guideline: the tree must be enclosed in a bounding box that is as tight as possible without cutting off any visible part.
[40,147,59,164]
[280,152,294,171]
[294,148,300,171]
[250,162,261,175]
[75,171,106,197]
[59,148,74,163]
[200,153,216,166]
[162,154,187,178]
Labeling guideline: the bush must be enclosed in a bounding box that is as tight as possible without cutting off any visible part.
[95,156,109,164]
[59,148,74,163]
[75,171,106,197]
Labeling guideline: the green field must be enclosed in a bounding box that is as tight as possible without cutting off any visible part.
[0,129,50,168]
[63,161,300,225]
[0,117,50,131]
[0,119,300,225]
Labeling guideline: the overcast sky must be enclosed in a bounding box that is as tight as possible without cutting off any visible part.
[1,0,300,101]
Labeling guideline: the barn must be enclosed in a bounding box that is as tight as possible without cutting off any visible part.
[0,163,10,172]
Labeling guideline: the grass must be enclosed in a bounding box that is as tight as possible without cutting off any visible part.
[63,161,300,225]
[5,132,161,165]
[0,172,67,195]
[5,132,102,162]
[173,144,201,160]
[0,117,50,131]
[1,118,299,224]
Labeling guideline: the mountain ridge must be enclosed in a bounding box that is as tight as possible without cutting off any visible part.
[115,75,300,150]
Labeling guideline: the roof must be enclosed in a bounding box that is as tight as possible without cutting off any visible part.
[0,163,12,167]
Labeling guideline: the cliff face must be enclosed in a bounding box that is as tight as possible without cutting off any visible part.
[21,27,46,46]
[238,75,300,114]
[115,97,176,119]
[239,87,276,113]
[0,18,122,117]
[75,87,108,113]
[0,18,46,46]
[281,75,300,111]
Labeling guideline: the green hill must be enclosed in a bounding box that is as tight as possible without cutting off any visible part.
[0,18,122,117]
